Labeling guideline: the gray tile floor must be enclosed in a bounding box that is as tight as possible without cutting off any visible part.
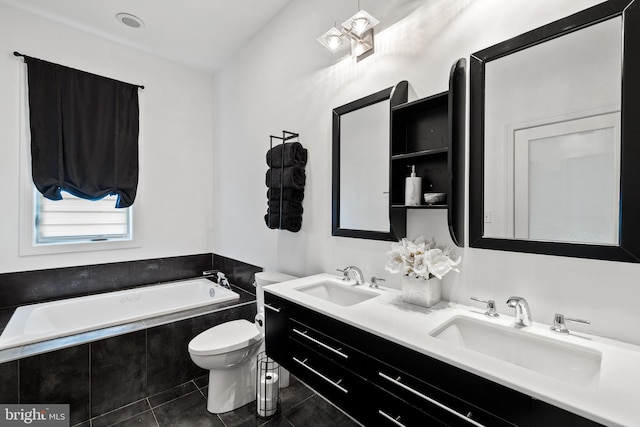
[72,375,360,427]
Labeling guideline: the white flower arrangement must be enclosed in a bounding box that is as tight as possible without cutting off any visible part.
[385,236,461,280]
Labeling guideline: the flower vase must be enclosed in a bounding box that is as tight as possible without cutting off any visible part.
[401,275,441,308]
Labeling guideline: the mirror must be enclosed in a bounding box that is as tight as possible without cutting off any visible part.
[332,82,408,240]
[470,0,640,262]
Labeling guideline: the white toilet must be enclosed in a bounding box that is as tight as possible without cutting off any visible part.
[188,271,296,414]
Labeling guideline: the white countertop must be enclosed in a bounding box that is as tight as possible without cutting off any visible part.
[266,273,640,427]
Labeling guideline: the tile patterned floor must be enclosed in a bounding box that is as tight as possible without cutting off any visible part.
[72,375,360,427]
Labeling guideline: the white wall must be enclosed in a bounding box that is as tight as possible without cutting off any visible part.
[213,0,640,345]
[0,4,216,272]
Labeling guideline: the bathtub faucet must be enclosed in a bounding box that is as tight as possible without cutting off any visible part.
[202,270,231,289]
[216,272,231,289]
[202,270,217,278]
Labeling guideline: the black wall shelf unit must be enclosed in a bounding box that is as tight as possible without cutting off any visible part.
[389,58,466,246]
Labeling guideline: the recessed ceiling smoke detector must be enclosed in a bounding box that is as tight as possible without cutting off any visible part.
[116,13,145,29]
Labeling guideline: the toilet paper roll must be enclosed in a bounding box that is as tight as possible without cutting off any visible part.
[258,372,279,399]
[255,313,265,333]
[257,372,279,417]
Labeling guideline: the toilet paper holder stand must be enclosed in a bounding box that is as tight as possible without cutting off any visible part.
[256,351,281,419]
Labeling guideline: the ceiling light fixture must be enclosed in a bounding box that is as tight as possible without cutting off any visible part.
[116,13,145,29]
[317,2,379,59]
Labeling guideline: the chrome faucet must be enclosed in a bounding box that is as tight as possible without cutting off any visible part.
[202,269,217,278]
[337,266,364,285]
[216,272,231,289]
[203,270,231,289]
[506,296,532,327]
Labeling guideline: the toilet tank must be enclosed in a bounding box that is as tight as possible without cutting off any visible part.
[255,271,297,314]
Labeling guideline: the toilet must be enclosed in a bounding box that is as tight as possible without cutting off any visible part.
[188,271,296,414]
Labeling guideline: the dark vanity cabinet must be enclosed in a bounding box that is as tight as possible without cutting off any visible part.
[391,59,466,246]
[264,292,603,427]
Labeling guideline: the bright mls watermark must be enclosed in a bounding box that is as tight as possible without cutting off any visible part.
[1,405,69,426]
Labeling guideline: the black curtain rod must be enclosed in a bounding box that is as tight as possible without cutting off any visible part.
[13,51,145,89]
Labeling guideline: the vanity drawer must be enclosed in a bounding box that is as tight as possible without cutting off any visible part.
[369,382,448,427]
[372,362,516,427]
[289,318,370,373]
[288,340,369,423]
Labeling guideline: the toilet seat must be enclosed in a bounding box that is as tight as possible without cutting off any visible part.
[189,319,262,356]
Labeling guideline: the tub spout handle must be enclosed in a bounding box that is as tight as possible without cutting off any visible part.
[216,272,231,289]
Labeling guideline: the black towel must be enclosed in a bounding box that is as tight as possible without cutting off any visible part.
[267,200,303,216]
[264,212,302,232]
[267,188,304,203]
[266,142,307,167]
[266,166,306,189]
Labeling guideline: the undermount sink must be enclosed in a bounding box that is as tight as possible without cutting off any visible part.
[430,316,602,388]
[294,281,379,307]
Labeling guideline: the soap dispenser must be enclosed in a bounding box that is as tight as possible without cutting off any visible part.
[405,165,422,206]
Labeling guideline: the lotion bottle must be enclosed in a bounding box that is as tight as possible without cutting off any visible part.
[405,165,422,206]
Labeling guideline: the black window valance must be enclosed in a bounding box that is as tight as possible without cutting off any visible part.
[24,56,140,208]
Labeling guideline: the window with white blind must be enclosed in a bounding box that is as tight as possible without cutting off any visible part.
[35,191,132,244]
[19,183,141,255]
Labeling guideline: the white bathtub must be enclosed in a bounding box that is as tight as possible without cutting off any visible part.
[0,278,240,350]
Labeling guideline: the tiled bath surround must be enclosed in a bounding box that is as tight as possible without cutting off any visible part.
[0,253,214,314]
[0,254,263,425]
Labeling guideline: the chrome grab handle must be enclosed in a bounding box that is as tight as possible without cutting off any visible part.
[378,410,406,427]
[264,303,281,313]
[293,357,348,394]
[378,372,485,427]
[292,328,349,359]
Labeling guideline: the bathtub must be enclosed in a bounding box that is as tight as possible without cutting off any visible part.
[0,278,239,350]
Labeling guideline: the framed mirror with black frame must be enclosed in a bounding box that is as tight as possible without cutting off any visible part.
[331,81,408,241]
[469,0,640,262]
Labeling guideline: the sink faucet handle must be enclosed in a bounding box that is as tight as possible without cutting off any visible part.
[551,313,590,334]
[470,297,499,317]
[336,268,350,281]
[370,276,385,289]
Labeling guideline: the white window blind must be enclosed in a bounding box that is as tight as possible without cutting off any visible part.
[36,191,132,244]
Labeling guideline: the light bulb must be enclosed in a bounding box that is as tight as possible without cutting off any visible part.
[326,34,343,50]
[351,17,370,34]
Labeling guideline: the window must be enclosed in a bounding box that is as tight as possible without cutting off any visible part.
[20,183,141,255]
[17,60,142,255]
[35,191,132,244]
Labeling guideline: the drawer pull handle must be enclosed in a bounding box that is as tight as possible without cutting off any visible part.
[293,356,348,394]
[378,410,406,427]
[292,328,349,359]
[264,303,281,313]
[378,372,485,427]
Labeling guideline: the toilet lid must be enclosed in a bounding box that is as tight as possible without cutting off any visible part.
[188,319,262,356]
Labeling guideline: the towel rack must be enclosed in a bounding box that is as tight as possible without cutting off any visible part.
[265,130,306,231]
